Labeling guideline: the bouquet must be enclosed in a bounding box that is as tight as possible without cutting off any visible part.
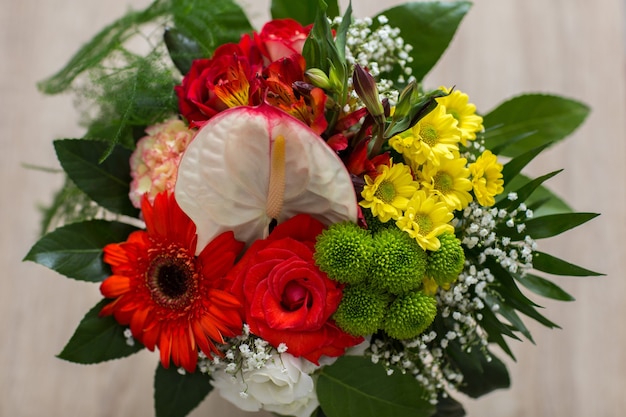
[25,0,602,416]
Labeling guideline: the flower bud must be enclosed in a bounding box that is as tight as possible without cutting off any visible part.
[394,80,419,120]
[305,68,332,90]
[352,64,384,118]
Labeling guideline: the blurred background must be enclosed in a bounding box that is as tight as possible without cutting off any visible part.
[1,0,624,416]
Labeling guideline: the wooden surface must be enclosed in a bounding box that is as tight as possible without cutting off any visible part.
[2,0,624,416]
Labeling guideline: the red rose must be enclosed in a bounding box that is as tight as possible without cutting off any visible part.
[229,214,362,364]
[256,19,311,62]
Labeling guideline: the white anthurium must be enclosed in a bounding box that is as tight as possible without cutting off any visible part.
[175,104,358,251]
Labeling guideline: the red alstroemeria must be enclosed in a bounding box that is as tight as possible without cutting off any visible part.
[99,192,245,372]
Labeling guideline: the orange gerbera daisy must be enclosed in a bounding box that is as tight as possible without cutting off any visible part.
[99,192,245,372]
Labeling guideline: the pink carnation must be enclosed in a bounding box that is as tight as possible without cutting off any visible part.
[129,119,194,208]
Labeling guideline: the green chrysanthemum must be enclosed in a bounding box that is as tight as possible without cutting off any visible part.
[314,222,373,284]
[383,291,437,339]
[370,228,427,294]
[333,284,390,336]
[426,232,465,286]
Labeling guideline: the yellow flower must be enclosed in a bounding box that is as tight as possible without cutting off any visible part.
[437,86,484,146]
[396,190,455,251]
[389,104,461,167]
[469,150,505,206]
[421,157,473,211]
[360,162,419,222]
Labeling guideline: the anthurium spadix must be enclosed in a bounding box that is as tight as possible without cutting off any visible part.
[175,104,358,251]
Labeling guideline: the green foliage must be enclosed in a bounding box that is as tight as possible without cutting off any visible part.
[533,251,604,276]
[58,300,144,363]
[483,94,590,157]
[54,139,139,218]
[317,356,435,417]
[271,0,340,25]
[505,212,600,240]
[24,220,139,282]
[373,2,472,82]
[154,363,213,417]
[515,274,575,302]
[446,340,510,398]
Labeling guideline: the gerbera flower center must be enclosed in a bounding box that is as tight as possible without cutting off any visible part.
[147,252,197,310]
[420,124,439,145]
[375,180,397,203]
[433,172,453,193]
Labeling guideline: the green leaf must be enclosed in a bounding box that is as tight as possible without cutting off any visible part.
[24,220,139,282]
[483,94,590,157]
[431,395,466,417]
[496,169,562,211]
[374,2,471,81]
[154,363,213,417]
[164,27,203,74]
[515,274,575,301]
[58,299,144,364]
[37,0,170,94]
[502,173,572,216]
[317,356,435,417]
[54,139,139,218]
[171,0,252,60]
[501,143,551,185]
[271,0,340,25]
[447,341,510,398]
[533,251,604,277]
[510,212,600,240]
[486,294,534,343]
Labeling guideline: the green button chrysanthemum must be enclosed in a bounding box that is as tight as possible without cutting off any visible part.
[426,232,465,286]
[370,228,427,294]
[362,207,393,234]
[383,291,437,340]
[333,284,390,336]
[314,222,373,284]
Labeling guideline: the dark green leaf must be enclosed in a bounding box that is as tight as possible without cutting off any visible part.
[431,395,466,417]
[317,356,435,417]
[54,139,139,218]
[501,143,551,185]
[271,0,340,25]
[533,251,604,276]
[58,299,144,363]
[374,2,471,81]
[483,94,590,157]
[154,363,213,417]
[501,173,572,216]
[164,27,203,74]
[447,341,510,398]
[171,0,252,60]
[486,294,534,343]
[496,170,562,211]
[37,1,170,94]
[515,274,575,301]
[478,306,517,359]
[24,220,139,282]
[508,212,600,240]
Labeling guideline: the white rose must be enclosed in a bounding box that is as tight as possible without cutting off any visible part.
[211,352,319,417]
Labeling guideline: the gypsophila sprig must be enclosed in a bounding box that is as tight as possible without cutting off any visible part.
[27,1,599,416]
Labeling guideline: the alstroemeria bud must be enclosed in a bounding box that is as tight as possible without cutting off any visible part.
[305,68,332,90]
[352,64,384,118]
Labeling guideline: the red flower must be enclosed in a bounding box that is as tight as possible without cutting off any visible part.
[175,45,263,126]
[99,192,245,372]
[256,18,311,62]
[228,214,362,364]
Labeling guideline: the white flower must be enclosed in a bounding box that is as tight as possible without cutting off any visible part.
[211,353,319,417]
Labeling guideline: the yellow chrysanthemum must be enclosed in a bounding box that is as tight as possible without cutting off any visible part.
[437,87,484,146]
[360,162,419,222]
[396,190,455,251]
[389,104,461,167]
[420,157,473,211]
[469,150,504,206]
